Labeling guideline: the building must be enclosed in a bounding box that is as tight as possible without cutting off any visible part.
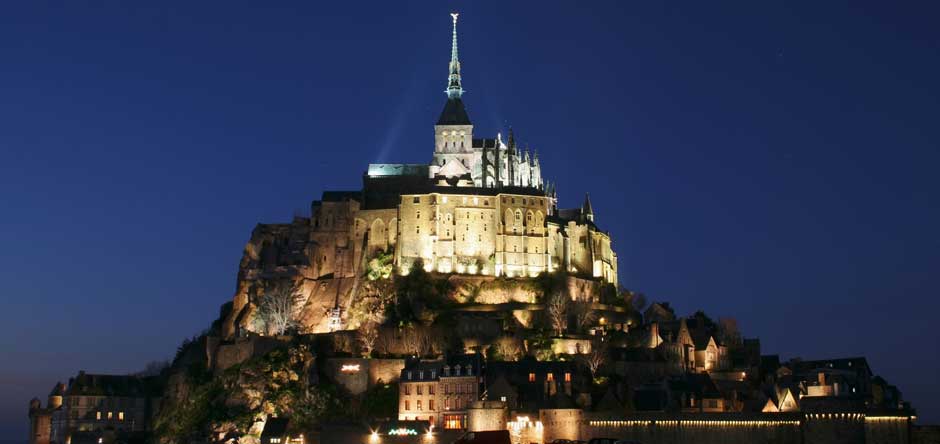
[398,355,483,429]
[28,371,162,444]
[223,13,618,337]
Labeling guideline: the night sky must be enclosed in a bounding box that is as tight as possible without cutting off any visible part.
[2,1,938,438]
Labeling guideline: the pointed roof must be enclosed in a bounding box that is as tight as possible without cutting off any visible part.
[446,13,465,99]
[437,13,471,126]
[582,193,594,218]
[438,98,471,125]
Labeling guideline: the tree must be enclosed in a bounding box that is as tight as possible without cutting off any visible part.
[359,321,380,357]
[252,281,302,336]
[582,340,608,379]
[571,302,597,333]
[546,291,569,337]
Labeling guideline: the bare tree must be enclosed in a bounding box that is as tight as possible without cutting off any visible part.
[359,321,379,357]
[582,340,608,379]
[252,281,302,336]
[546,291,570,337]
[571,302,597,333]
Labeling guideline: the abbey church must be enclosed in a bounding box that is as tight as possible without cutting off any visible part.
[222,14,617,337]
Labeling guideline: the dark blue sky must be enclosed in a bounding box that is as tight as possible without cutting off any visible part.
[2,1,938,437]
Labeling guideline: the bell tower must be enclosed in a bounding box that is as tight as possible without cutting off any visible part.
[431,13,475,179]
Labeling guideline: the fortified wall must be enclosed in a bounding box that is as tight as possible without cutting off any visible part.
[467,407,916,444]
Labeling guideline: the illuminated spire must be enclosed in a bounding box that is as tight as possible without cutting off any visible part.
[446,12,464,99]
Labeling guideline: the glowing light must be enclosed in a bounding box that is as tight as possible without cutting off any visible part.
[340,364,361,373]
[389,428,418,436]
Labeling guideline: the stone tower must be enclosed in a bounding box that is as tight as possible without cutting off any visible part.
[431,13,475,179]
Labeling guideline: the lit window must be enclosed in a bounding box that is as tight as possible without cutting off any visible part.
[108,411,113,420]
[528,373,535,382]
[547,373,554,382]
[408,371,412,380]
[564,373,571,382]
[417,400,423,411]
[118,412,124,421]
[96,411,101,420]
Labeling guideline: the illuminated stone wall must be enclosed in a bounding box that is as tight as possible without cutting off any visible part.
[467,401,508,432]
[583,414,802,444]
[540,409,581,443]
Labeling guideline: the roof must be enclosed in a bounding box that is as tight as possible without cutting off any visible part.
[670,373,722,399]
[791,357,872,377]
[437,98,471,125]
[66,372,160,397]
[401,354,483,381]
[261,417,290,438]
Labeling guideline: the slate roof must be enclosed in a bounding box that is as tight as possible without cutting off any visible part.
[261,417,290,438]
[437,98,471,125]
[66,372,160,397]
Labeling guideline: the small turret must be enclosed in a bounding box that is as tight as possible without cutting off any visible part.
[48,382,65,409]
[583,193,594,222]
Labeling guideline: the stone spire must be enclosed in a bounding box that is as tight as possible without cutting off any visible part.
[446,12,464,99]
[583,193,594,222]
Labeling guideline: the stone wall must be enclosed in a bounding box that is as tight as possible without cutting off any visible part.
[467,401,508,432]
[583,413,802,444]
[323,358,406,395]
[865,417,912,444]
[914,425,940,444]
[212,336,290,373]
[540,409,581,443]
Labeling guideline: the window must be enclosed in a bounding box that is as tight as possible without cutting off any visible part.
[405,400,410,410]
[429,384,435,395]
[413,196,420,203]
[118,412,124,421]
[416,211,421,219]
[407,371,412,380]
[417,400,423,411]
[272,439,282,444]
[429,399,435,411]
[445,399,450,410]
[528,373,536,382]
[483,224,487,232]
[547,373,555,382]
[484,199,489,206]
[416,226,420,234]
[96,411,101,420]
[431,370,436,379]
[405,385,411,395]
[417,385,423,395]
[419,371,424,379]
[564,373,571,382]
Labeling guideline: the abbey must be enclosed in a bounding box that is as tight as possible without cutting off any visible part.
[223,14,616,337]
[314,14,616,282]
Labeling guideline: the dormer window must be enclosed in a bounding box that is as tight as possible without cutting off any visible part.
[407,371,412,380]
[455,365,462,376]
[431,370,436,379]
[444,366,451,376]
[419,371,424,379]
